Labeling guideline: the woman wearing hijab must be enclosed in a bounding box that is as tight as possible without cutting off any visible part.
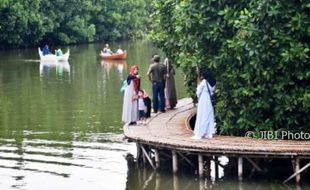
[122,65,140,125]
[164,58,177,109]
[191,69,216,139]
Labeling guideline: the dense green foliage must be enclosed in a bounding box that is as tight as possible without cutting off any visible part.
[0,0,150,48]
[151,0,310,135]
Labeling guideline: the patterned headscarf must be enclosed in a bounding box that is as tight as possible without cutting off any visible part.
[127,65,140,93]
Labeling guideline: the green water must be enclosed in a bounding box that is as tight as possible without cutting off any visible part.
[0,40,186,189]
[0,41,308,190]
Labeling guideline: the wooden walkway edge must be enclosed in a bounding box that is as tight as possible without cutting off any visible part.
[123,98,310,183]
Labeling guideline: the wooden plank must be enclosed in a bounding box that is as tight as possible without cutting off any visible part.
[283,161,310,183]
[177,152,195,168]
[141,145,156,169]
[245,157,263,173]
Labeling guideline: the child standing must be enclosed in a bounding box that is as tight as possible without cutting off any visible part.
[138,90,147,125]
[142,89,152,118]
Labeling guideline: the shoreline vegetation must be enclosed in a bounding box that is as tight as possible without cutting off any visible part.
[0,0,152,49]
[1,0,309,138]
[150,0,309,137]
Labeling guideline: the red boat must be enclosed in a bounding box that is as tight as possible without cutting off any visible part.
[100,51,127,60]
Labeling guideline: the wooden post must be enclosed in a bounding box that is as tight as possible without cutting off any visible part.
[154,149,160,169]
[141,145,146,165]
[142,171,155,189]
[238,157,243,181]
[238,181,244,190]
[199,178,204,190]
[173,174,179,190]
[143,167,147,182]
[155,173,161,190]
[172,151,178,173]
[198,154,204,177]
[205,158,211,177]
[136,143,141,161]
[295,157,300,183]
[141,145,156,169]
[149,148,153,160]
[214,156,219,180]
[137,161,142,187]
[238,157,244,190]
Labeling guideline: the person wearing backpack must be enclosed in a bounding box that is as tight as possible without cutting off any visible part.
[191,69,216,140]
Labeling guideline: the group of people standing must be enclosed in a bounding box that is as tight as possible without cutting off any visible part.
[121,54,216,140]
[147,55,178,113]
[121,54,177,125]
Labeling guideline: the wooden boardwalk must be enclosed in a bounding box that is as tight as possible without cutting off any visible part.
[123,98,310,183]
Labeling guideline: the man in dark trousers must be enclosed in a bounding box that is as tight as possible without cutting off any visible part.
[147,55,167,113]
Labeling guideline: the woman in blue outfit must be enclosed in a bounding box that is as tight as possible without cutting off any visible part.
[42,45,50,56]
[191,69,216,140]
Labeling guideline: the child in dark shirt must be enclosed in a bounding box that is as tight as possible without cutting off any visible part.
[142,90,152,118]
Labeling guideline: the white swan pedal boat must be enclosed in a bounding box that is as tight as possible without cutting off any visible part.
[38,47,70,62]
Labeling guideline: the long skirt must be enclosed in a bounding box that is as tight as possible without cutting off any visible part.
[193,89,215,137]
[122,82,138,123]
[165,75,177,108]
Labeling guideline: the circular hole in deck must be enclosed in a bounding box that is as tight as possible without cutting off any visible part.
[187,113,196,131]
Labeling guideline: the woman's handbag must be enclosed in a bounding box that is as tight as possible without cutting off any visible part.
[120,80,128,93]
[206,81,216,106]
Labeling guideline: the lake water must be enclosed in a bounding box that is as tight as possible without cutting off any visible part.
[0,41,307,190]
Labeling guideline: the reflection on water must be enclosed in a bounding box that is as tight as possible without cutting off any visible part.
[0,132,136,190]
[1,41,180,190]
[125,165,305,190]
[39,61,70,78]
[101,60,127,74]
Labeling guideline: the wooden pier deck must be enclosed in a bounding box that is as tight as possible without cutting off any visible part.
[123,98,310,183]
